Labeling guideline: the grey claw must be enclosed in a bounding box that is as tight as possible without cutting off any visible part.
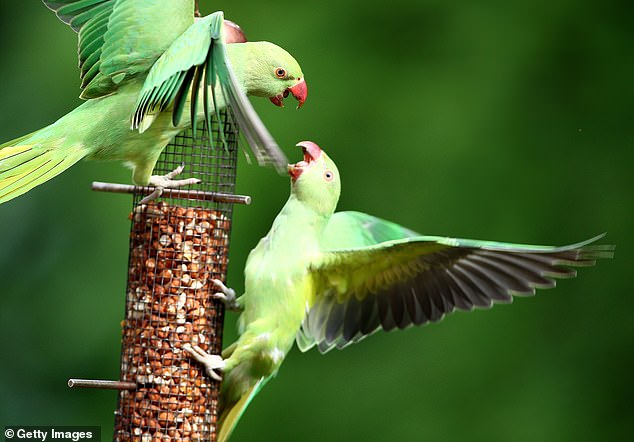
[211,279,241,311]
[184,343,225,381]
[139,164,201,204]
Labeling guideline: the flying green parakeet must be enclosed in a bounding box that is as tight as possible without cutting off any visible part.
[0,0,308,205]
[184,141,614,442]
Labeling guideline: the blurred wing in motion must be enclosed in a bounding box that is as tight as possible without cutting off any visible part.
[213,33,288,172]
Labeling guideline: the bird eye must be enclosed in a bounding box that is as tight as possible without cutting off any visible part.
[275,67,286,78]
[324,170,334,181]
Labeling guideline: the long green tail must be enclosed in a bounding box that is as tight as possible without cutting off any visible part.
[0,132,88,204]
[218,378,266,442]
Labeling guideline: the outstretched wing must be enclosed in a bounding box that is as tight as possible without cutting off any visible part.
[320,211,421,250]
[44,0,195,98]
[300,229,614,353]
[44,0,114,31]
[130,11,220,132]
[132,11,289,172]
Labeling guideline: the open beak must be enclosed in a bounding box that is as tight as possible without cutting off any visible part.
[287,141,322,182]
[270,78,308,109]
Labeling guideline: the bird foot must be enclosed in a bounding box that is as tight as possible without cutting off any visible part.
[211,279,242,311]
[139,164,201,205]
[184,344,225,381]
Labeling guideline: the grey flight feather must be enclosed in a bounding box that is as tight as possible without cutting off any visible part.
[300,234,614,353]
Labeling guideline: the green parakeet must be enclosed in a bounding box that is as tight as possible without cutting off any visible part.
[184,141,614,442]
[0,0,308,204]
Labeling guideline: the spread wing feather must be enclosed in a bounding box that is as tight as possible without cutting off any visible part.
[43,0,114,31]
[44,0,195,98]
[319,211,420,250]
[131,12,222,132]
[45,1,288,171]
[300,215,614,353]
[132,11,288,172]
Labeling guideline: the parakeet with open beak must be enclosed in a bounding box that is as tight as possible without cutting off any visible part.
[0,0,308,204]
[184,141,614,442]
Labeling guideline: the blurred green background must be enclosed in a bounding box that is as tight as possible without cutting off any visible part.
[0,1,632,441]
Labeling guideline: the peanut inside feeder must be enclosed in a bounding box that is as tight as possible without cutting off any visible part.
[116,202,228,441]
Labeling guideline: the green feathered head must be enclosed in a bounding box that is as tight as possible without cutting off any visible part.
[288,141,341,216]
[229,41,307,108]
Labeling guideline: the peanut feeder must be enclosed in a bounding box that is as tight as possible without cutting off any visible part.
[71,113,247,442]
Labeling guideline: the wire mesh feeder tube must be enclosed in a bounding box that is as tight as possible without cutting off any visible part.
[114,117,242,442]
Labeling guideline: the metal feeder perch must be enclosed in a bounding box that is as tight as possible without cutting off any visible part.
[70,110,249,442]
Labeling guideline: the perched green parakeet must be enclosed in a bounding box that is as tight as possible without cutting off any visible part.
[0,0,307,204]
[184,141,614,442]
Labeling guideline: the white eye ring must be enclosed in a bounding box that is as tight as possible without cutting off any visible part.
[324,170,334,181]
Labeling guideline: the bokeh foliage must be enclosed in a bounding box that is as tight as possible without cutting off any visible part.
[0,1,631,441]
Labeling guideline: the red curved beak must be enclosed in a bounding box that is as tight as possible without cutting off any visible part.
[269,78,308,109]
[287,141,322,182]
[269,95,284,107]
[288,78,307,109]
[297,141,321,160]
